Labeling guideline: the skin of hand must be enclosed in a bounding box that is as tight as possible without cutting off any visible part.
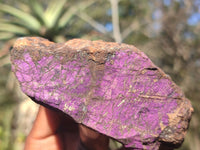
[24,106,173,150]
[24,106,110,150]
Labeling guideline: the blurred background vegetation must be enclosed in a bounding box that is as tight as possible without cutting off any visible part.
[0,0,199,149]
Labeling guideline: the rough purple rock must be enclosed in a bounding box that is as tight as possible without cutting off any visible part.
[10,37,193,150]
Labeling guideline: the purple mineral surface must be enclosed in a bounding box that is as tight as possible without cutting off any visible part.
[10,37,193,150]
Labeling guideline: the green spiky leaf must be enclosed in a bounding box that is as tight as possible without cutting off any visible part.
[58,1,95,29]
[0,23,28,34]
[0,3,41,31]
[0,32,14,40]
[29,0,45,24]
[43,0,67,28]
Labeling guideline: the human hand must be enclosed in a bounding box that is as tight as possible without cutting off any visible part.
[24,106,110,150]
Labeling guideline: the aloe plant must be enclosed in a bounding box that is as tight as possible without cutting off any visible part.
[0,1,95,150]
[0,0,94,41]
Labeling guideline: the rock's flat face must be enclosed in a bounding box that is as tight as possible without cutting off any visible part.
[10,37,193,150]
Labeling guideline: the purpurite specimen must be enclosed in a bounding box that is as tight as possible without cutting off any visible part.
[10,37,193,150]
